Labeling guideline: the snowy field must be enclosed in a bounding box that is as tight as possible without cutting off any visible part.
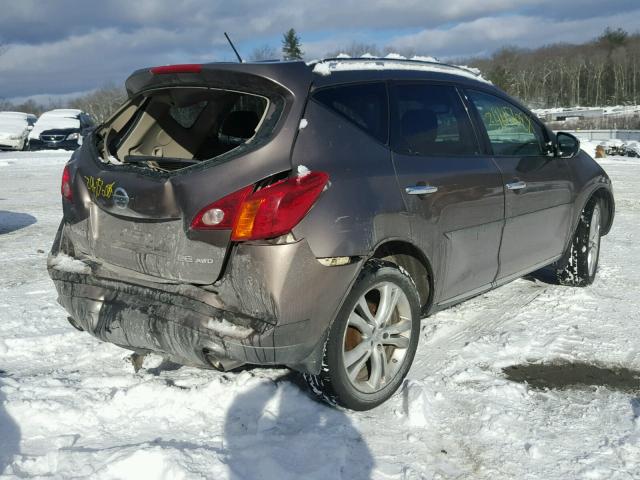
[0,150,639,480]
[533,105,640,118]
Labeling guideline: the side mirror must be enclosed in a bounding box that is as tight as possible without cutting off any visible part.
[556,132,580,158]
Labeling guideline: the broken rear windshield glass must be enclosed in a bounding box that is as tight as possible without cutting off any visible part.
[96,87,274,172]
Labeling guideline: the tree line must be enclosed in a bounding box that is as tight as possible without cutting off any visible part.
[308,27,640,109]
[467,28,640,108]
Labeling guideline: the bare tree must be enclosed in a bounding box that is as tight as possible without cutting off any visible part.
[249,44,278,61]
[69,84,126,123]
[463,28,640,107]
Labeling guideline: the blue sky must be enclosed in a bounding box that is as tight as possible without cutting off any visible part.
[1,0,639,101]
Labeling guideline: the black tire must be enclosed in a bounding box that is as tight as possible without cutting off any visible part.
[303,259,421,410]
[553,198,603,287]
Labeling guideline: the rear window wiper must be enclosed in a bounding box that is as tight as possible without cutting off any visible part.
[123,155,199,166]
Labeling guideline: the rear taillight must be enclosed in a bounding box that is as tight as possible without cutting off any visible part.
[190,171,329,241]
[190,186,253,230]
[232,172,329,241]
[61,165,72,201]
[150,64,202,75]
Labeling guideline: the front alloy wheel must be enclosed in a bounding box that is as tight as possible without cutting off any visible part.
[587,203,601,278]
[555,198,603,286]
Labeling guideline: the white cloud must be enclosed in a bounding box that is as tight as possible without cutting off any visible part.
[0,27,222,98]
[389,11,640,58]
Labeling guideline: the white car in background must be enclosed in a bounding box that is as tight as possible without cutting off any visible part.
[28,109,95,151]
[0,111,37,151]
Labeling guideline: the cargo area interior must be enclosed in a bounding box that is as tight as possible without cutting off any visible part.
[97,87,270,171]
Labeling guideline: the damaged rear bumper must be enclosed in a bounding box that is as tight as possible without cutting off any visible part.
[48,226,362,374]
[49,267,272,371]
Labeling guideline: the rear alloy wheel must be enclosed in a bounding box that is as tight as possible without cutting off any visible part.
[554,198,602,286]
[304,260,421,410]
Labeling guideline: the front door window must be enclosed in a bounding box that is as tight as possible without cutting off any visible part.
[466,90,546,157]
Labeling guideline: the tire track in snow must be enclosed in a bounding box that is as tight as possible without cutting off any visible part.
[412,281,549,377]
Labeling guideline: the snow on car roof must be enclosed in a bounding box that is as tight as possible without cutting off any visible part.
[39,109,82,118]
[0,111,30,120]
[0,114,29,136]
[0,119,29,132]
[29,111,81,139]
[0,112,29,128]
[310,54,491,84]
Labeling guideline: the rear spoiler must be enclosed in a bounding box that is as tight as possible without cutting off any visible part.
[124,61,313,100]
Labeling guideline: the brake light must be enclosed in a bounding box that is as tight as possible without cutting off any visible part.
[190,172,329,241]
[150,64,202,75]
[61,165,73,201]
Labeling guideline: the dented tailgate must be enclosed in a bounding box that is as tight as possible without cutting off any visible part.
[61,62,313,284]
[64,164,232,284]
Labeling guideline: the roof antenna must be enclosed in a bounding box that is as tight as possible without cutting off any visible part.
[224,32,243,63]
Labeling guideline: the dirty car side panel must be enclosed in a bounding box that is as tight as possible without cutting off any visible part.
[290,93,410,258]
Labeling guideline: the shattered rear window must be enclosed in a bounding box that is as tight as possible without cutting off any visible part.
[95,87,279,172]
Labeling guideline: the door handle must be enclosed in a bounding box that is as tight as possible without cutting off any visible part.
[405,185,438,195]
[506,181,526,191]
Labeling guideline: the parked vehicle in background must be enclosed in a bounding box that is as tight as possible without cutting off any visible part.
[48,58,614,410]
[0,111,35,151]
[601,138,626,156]
[29,109,95,151]
[622,141,640,157]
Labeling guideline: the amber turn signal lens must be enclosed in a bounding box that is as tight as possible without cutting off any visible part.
[233,199,264,240]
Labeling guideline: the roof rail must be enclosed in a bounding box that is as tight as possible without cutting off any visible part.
[310,56,489,83]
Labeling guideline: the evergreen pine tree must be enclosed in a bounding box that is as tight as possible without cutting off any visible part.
[282,28,303,60]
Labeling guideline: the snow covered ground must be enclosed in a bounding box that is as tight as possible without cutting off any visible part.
[0,150,639,479]
[533,105,640,119]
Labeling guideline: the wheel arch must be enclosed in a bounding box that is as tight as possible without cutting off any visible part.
[370,239,434,314]
[590,187,615,236]
[562,186,614,257]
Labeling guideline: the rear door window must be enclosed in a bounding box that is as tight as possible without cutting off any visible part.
[313,82,388,143]
[466,90,546,156]
[390,83,479,156]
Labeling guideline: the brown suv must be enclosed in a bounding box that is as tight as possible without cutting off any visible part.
[48,58,614,410]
